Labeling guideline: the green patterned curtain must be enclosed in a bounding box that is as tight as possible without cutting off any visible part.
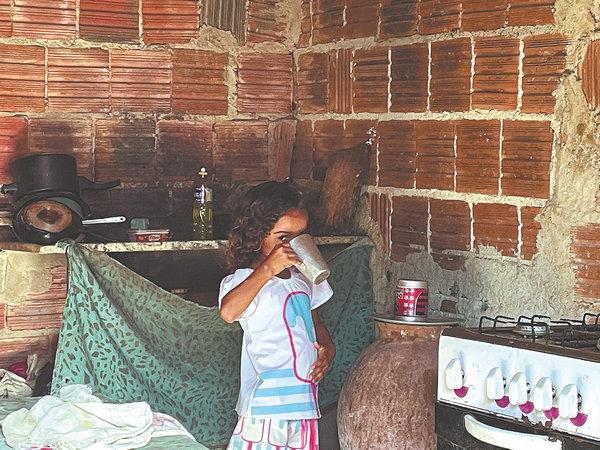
[52,239,374,447]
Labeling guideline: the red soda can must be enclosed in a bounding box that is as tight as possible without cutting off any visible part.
[395,280,428,316]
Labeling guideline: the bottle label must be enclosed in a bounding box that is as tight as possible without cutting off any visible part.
[194,186,213,204]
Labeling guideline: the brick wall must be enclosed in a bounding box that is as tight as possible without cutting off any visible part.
[0,0,296,369]
[292,0,600,320]
[3,0,600,365]
[293,0,560,266]
[0,0,295,242]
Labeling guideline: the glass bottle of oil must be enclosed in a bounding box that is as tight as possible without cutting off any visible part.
[192,167,213,240]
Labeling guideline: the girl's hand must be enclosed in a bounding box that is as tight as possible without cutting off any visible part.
[310,341,334,383]
[262,243,301,277]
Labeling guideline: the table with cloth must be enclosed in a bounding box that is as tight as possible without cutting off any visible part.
[22,238,375,448]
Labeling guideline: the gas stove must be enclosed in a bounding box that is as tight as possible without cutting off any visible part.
[436,314,600,449]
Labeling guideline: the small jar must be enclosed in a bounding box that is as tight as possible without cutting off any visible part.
[395,280,428,316]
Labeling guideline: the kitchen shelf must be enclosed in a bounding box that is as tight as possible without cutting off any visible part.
[0,235,364,254]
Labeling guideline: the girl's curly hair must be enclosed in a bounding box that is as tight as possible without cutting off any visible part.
[226,180,304,271]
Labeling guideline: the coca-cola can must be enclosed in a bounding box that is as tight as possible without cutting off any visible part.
[395,280,428,317]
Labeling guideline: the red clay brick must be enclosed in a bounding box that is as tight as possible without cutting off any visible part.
[380,0,418,38]
[571,224,600,300]
[298,0,311,48]
[580,40,600,112]
[0,334,56,369]
[214,120,269,182]
[328,48,352,114]
[353,47,389,113]
[295,52,329,114]
[111,49,171,113]
[0,0,10,37]
[391,43,428,113]
[473,37,519,110]
[344,0,379,39]
[237,53,292,114]
[416,120,455,191]
[79,0,138,42]
[430,199,470,251]
[521,206,541,260]
[508,0,554,26]
[172,49,229,115]
[473,203,518,257]
[47,48,110,113]
[0,117,28,183]
[419,0,460,34]
[142,0,199,44]
[501,120,552,199]
[312,0,344,44]
[379,0,419,39]
[203,0,246,44]
[7,266,66,331]
[313,119,374,180]
[369,192,391,254]
[456,120,501,194]
[94,118,157,183]
[13,0,76,40]
[291,120,314,179]
[312,120,343,175]
[157,120,213,182]
[95,186,171,220]
[430,38,471,112]
[269,120,296,181]
[341,122,375,187]
[0,44,45,112]
[430,199,470,269]
[7,299,65,330]
[522,34,569,114]
[378,121,416,189]
[247,0,286,44]
[391,196,428,262]
[29,118,94,178]
[461,0,507,31]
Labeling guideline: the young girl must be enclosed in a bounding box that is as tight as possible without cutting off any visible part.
[219,180,335,450]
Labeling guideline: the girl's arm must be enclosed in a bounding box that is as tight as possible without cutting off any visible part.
[219,243,301,323]
[310,310,335,383]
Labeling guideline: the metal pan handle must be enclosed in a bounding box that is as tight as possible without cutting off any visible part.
[0,183,17,195]
[81,216,126,225]
[464,414,562,449]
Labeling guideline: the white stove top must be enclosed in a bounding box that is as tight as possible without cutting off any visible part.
[437,325,600,442]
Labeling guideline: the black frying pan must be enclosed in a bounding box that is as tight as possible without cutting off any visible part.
[11,197,125,245]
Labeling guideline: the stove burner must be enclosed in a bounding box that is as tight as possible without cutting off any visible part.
[512,323,548,338]
[478,312,600,351]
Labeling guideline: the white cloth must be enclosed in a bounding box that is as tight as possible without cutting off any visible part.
[0,370,33,398]
[0,384,198,450]
[219,267,333,420]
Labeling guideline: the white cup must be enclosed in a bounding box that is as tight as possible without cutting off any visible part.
[289,234,331,285]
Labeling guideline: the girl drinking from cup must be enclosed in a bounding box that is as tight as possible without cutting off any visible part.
[219,180,335,450]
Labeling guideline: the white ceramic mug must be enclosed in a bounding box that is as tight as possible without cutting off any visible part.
[289,234,331,284]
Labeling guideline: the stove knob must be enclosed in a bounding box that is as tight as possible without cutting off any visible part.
[486,367,504,400]
[508,372,528,406]
[533,377,553,411]
[445,358,468,397]
[558,384,579,419]
[445,358,464,390]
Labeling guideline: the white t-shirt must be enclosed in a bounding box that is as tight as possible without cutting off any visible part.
[218,267,333,420]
